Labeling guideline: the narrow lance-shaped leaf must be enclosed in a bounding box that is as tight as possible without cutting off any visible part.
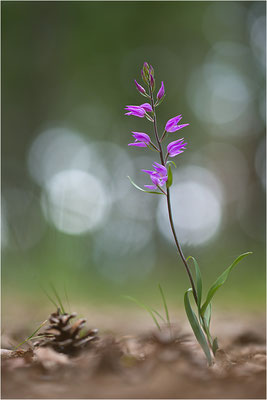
[166,160,177,169]
[212,337,219,355]
[203,303,211,331]
[166,164,173,189]
[201,252,252,314]
[187,256,202,311]
[184,289,212,366]
[128,176,164,195]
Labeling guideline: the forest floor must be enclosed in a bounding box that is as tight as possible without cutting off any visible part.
[1,304,266,399]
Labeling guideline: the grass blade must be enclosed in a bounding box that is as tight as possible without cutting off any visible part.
[201,252,252,314]
[41,285,59,310]
[13,320,47,350]
[150,308,166,323]
[50,283,65,314]
[64,282,71,313]
[184,288,212,366]
[123,295,161,331]
[158,284,170,326]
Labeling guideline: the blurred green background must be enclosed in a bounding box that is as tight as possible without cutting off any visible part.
[2,1,265,314]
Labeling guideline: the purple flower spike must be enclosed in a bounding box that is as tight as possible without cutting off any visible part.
[125,105,146,118]
[128,131,151,147]
[142,162,168,190]
[134,80,146,95]
[165,115,189,133]
[157,81,165,100]
[167,138,188,157]
[140,103,152,113]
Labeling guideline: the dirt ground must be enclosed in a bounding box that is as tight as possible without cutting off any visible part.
[1,306,266,399]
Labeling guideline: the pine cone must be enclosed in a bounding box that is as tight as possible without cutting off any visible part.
[34,309,98,355]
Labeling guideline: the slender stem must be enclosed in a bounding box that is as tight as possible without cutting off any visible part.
[148,85,198,304]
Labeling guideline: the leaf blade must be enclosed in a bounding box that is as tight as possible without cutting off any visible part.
[127,176,164,195]
[201,252,252,314]
[187,256,202,310]
[166,164,173,189]
[184,289,212,366]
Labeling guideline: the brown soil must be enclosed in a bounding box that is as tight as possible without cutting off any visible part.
[1,309,266,399]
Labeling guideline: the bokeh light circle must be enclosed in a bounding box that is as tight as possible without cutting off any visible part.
[157,171,222,246]
[41,169,109,235]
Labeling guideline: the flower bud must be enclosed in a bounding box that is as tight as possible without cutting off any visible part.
[134,80,146,95]
[150,74,155,92]
[141,62,150,85]
[157,81,165,100]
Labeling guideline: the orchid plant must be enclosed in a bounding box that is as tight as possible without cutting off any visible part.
[125,62,252,366]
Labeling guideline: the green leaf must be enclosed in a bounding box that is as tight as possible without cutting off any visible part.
[186,256,202,310]
[166,160,177,168]
[127,176,164,195]
[203,303,211,331]
[201,252,252,314]
[212,337,219,355]
[123,295,161,331]
[166,164,173,189]
[158,284,170,326]
[184,289,212,366]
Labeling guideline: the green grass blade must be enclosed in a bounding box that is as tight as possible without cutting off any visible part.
[187,256,202,310]
[127,176,164,195]
[150,308,166,323]
[41,285,59,310]
[158,284,170,326]
[201,252,252,314]
[13,319,47,350]
[50,283,65,314]
[64,282,71,313]
[123,295,161,331]
[184,289,212,366]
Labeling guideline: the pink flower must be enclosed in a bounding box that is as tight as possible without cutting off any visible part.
[165,115,189,133]
[128,132,151,147]
[167,138,187,157]
[124,105,146,118]
[140,103,152,113]
[124,103,152,118]
[142,162,168,190]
